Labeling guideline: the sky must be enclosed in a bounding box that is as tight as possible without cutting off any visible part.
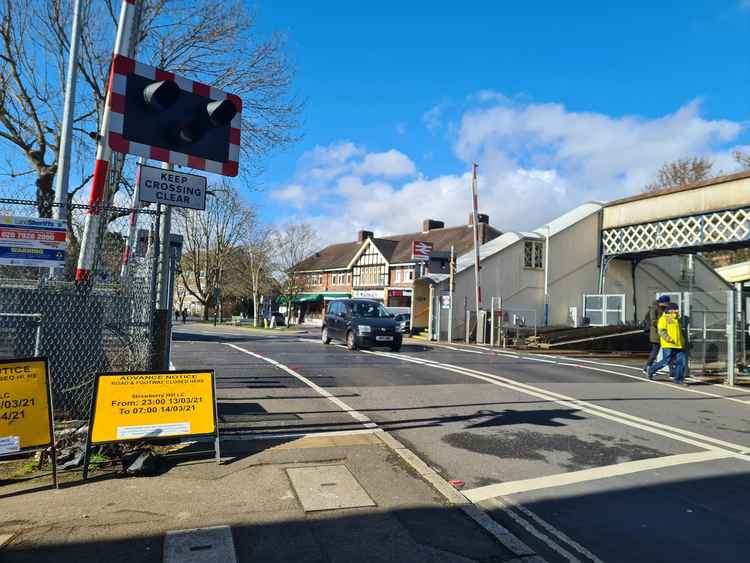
[249,1,750,244]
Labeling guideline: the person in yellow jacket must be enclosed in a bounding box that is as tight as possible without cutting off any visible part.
[647,303,688,385]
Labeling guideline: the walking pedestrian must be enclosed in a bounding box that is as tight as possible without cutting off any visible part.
[643,295,671,375]
[181,308,187,324]
[647,303,688,385]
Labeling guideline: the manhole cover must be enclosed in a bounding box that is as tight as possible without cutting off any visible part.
[286,464,375,512]
[163,525,236,563]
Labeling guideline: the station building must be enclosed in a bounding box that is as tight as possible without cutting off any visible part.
[425,171,750,341]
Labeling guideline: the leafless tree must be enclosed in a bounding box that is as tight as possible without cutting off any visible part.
[733,150,750,170]
[643,157,714,193]
[174,185,255,320]
[270,223,319,325]
[235,228,273,326]
[0,0,300,217]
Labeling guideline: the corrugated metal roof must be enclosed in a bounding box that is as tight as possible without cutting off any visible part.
[455,202,604,274]
[533,202,603,237]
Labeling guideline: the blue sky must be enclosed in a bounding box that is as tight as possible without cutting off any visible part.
[250,1,749,242]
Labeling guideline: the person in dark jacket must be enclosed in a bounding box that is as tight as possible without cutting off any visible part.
[643,295,670,374]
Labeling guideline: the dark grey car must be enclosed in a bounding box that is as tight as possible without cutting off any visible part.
[322,299,403,351]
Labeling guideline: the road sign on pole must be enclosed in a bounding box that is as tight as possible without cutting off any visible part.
[137,163,207,210]
[411,241,433,261]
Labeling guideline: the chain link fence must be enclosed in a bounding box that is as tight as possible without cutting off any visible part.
[0,198,160,420]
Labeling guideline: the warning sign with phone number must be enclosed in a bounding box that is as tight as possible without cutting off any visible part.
[90,371,216,444]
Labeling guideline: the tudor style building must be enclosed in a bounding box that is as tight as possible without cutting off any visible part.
[290,216,502,324]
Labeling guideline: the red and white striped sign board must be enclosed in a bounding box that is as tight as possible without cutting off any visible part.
[411,240,433,261]
[107,55,242,177]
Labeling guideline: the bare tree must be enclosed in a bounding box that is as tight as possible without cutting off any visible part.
[174,185,255,320]
[733,150,750,170]
[643,157,714,193]
[270,223,319,326]
[240,229,273,327]
[0,0,300,216]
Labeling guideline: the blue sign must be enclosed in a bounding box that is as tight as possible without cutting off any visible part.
[0,215,67,268]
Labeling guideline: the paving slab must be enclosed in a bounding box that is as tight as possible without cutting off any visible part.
[286,464,375,511]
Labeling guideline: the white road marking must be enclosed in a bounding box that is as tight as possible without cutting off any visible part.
[225,343,377,428]
[366,350,750,461]
[463,450,731,502]
[482,497,587,563]
[422,342,750,407]
[500,497,607,563]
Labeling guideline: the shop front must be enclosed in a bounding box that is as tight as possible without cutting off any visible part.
[285,292,351,325]
[386,288,412,308]
[352,288,386,302]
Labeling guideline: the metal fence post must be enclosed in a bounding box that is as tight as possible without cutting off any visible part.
[727,289,736,386]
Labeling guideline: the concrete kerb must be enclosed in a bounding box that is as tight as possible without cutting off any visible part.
[373,430,541,560]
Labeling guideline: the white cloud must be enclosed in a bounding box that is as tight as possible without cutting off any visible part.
[356,150,416,178]
[422,103,447,132]
[270,97,746,244]
[270,184,307,209]
[455,98,742,202]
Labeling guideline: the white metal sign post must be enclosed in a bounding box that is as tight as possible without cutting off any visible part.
[137,164,207,211]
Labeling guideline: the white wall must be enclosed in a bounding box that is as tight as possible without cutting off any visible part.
[439,209,732,339]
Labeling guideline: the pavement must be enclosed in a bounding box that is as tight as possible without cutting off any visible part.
[4,322,750,562]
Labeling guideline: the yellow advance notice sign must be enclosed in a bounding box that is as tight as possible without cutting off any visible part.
[0,358,53,453]
[90,371,216,444]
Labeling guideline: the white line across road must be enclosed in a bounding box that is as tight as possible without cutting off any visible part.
[463,450,730,502]
[427,342,750,407]
[364,349,750,461]
[224,343,377,429]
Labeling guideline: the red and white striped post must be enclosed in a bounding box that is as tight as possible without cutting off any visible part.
[470,163,482,340]
[75,0,139,282]
[120,157,144,280]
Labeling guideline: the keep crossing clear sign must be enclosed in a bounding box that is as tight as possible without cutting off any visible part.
[137,163,207,210]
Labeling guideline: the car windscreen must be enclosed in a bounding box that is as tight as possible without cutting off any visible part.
[352,302,391,318]
[394,314,410,321]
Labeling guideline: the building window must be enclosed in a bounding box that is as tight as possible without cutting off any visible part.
[395,269,401,283]
[406,268,414,281]
[524,241,544,269]
[583,294,625,326]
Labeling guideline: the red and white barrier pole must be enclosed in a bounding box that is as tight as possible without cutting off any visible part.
[120,157,145,280]
[75,0,139,282]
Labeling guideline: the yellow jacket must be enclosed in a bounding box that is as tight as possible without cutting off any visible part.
[658,313,684,349]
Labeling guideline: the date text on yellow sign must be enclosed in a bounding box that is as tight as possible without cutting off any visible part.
[0,359,52,452]
[90,371,216,444]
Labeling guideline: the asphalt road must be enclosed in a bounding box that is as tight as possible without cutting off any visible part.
[172,324,750,563]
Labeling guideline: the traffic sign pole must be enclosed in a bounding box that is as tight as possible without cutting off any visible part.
[76,0,139,282]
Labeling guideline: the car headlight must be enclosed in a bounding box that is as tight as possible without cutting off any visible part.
[357,325,371,335]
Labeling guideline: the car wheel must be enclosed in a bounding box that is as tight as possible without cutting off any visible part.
[346,330,358,351]
[390,345,401,352]
[322,327,331,344]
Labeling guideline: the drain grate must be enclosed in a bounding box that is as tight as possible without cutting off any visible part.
[163,525,236,563]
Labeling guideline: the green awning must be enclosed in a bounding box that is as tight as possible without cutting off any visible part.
[277,292,351,304]
[294,293,323,303]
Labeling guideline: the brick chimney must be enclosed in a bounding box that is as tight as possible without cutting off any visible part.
[421,219,445,231]
[468,213,489,226]
[357,230,374,242]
